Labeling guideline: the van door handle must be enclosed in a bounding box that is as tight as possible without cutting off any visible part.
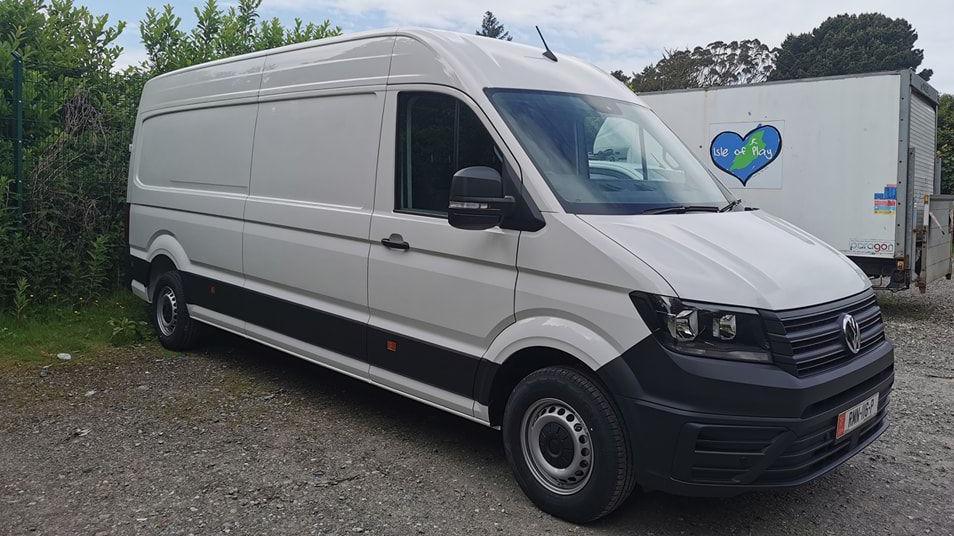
[380,234,410,250]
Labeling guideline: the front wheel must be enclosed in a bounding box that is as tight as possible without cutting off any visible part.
[502,366,636,523]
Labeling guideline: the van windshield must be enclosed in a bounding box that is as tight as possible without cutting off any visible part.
[488,89,729,215]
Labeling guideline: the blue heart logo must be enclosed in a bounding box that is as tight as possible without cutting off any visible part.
[709,125,782,185]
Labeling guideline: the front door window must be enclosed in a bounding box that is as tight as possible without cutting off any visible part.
[396,92,502,216]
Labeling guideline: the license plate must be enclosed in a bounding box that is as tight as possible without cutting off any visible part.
[836,393,879,440]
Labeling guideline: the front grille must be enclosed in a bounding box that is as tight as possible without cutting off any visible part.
[763,290,886,377]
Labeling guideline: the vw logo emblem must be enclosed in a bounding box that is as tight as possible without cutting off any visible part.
[842,314,862,354]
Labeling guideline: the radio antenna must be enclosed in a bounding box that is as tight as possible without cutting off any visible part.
[535,26,558,62]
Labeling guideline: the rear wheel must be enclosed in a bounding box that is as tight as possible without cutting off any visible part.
[502,366,635,523]
[151,270,202,350]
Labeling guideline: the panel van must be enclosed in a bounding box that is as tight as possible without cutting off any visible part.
[127,29,894,522]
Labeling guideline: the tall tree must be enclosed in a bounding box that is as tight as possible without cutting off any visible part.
[623,40,775,93]
[610,70,631,85]
[771,13,931,81]
[476,11,512,41]
[628,49,698,92]
[693,39,776,87]
[938,94,954,195]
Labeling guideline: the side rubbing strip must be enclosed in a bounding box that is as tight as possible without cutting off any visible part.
[180,272,248,330]
[166,270,483,400]
[243,288,367,361]
[181,272,367,360]
[368,328,481,399]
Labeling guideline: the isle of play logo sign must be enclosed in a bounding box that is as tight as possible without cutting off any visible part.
[708,122,784,189]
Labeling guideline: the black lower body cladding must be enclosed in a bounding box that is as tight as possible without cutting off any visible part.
[597,335,894,496]
[128,256,481,399]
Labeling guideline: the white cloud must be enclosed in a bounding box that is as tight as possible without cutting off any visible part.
[260,0,954,92]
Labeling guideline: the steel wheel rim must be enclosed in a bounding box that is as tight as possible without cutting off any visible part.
[520,397,593,495]
[156,286,178,337]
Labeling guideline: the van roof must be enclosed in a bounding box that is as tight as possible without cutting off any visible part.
[138,28,641,114]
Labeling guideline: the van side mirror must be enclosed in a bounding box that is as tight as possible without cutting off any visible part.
[448,166,515,230]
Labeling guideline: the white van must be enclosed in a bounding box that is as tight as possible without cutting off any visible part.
[127,29,894,522]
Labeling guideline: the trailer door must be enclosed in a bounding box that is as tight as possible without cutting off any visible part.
[909,92,938,220]
[918,194,954,292]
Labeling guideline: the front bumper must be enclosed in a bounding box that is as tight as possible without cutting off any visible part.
[597,336,894,497]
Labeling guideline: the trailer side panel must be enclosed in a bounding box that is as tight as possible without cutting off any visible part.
[644,75,903,263]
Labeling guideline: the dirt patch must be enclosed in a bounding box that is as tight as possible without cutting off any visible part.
[2,283,953,535]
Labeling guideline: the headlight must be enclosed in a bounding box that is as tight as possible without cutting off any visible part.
[630,292,772,363]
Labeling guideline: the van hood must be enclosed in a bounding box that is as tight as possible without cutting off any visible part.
[579,210,870,311]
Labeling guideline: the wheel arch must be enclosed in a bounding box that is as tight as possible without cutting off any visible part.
[147,254,177,293]
[480,345,589,427]
[478,315,640,427]
[139,233,190,298]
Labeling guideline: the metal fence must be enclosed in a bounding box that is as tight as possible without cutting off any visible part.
[0,52,24,223]
[1,53,89,225]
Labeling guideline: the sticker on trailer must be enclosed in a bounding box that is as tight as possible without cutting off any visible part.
[848,238,894,256]
[874,184,897,215]
[707,121,785,190]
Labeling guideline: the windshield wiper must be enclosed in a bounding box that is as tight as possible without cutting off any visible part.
[642,205,720,215]
[720,198,743,212]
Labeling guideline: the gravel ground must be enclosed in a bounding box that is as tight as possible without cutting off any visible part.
[1,282,953,535]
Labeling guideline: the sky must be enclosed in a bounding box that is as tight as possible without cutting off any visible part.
[79,0,954,94]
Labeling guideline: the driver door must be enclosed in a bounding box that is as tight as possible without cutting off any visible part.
[367,88,520,415]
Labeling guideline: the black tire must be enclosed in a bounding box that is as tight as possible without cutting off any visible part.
[502,366,636,523]
[150,270,202,351]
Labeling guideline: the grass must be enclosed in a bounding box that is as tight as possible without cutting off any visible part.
[0,290,155,365]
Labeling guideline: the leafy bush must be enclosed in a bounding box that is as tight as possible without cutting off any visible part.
[139,0,340,76]
[939,94,953,195]
[108,316,150,345]
[13,276,29,321]
[0,0,133,308]
[0,0,340,310]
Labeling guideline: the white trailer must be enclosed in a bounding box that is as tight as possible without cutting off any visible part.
[641,71,952,291]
